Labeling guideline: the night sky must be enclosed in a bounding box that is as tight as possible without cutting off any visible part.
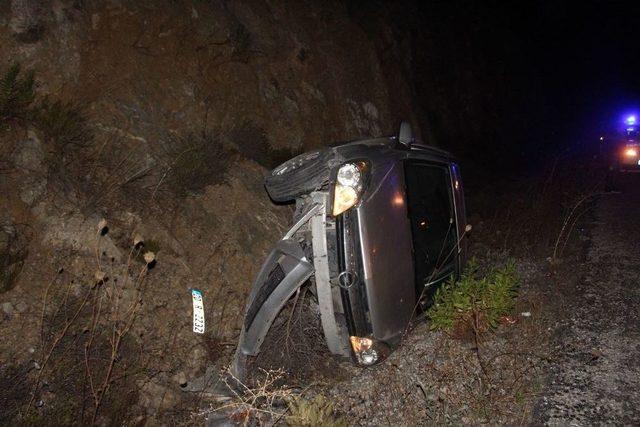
[388,1,640,176]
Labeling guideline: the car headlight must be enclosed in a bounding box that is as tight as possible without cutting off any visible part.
[349,336,390,366]
[332,162,368,216]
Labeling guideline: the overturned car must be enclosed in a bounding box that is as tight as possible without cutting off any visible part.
[231,123,468,380]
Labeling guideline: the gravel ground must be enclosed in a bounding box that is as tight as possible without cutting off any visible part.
[532,175,640,425]
[324,255,548,426]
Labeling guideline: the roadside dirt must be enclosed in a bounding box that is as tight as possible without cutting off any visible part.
[532,175,640,425]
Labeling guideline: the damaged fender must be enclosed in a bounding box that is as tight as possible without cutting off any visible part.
[231,238,313,379]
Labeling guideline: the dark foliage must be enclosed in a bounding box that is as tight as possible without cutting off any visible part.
[0,225,29,293]
[160,130,229,196]
[0,63,36,123]
[35,96,91,150]
[229,121,302,170]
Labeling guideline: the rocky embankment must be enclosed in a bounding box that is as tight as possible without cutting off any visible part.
[0,0,420,423]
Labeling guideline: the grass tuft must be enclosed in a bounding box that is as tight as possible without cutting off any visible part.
[228,121,303,169]
[0,63,37,123]
[159,130,228,197]
[286,395,347,427]
[35,96,90,149]
[0,226,28,293]
[428,259,518,336]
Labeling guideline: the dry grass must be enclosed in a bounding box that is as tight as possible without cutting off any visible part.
[14,220,158,425]
[200,367,293,426]
[469,153,603,258]
[0,223,29,293]
[0,63,36,124]
[197,368,347,427]
[249,285,347,385]
[286,395,348,427]
[156,130,229,197]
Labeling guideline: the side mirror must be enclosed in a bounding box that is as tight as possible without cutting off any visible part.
[399,121,413,147]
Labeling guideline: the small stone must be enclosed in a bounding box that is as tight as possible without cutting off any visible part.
[97,219,108,235]
[15,301,27,313]
[1,302,14,316]
[172,371,188,387]
[143,252,155,264]
[94,270,107,283]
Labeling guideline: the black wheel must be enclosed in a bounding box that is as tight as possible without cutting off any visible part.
[264,149,335,202]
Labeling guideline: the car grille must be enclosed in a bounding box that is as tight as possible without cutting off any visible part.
[336,210,372,336]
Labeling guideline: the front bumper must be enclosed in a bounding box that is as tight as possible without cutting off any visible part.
[239,238,314,356]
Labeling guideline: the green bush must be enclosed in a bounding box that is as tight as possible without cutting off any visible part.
[0,63,36,123]
[428,259,518,335]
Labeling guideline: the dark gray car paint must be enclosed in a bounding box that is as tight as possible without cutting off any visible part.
[348,145,460,343]
[356,157,416,342]
[238,238,313,356]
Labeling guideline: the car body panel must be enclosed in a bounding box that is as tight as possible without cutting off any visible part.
[328,143,464,344]
[356,158,415,342]
[238,238,313,356]
[310,192,351,356]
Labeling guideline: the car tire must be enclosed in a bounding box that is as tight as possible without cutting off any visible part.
[264,149,334,202]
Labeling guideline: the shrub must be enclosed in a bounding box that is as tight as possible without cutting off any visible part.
[35,96,90,149]
[0,225,28,293]
[286,395,347,427]
[428,259,518,336]
[0,63,36,123]
[228,121,302,169]
[159,130,228,196]
[0,63,90,147]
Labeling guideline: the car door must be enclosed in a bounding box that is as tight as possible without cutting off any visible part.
[403,160,459,305]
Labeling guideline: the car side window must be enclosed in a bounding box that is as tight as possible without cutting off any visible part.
[404,161,457,300]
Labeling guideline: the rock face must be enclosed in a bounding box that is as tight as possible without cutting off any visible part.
[2,0,420,148]
[8,0,44,43]
[0,1,421,423]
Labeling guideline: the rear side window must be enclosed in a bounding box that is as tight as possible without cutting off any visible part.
[404,162,457,299]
